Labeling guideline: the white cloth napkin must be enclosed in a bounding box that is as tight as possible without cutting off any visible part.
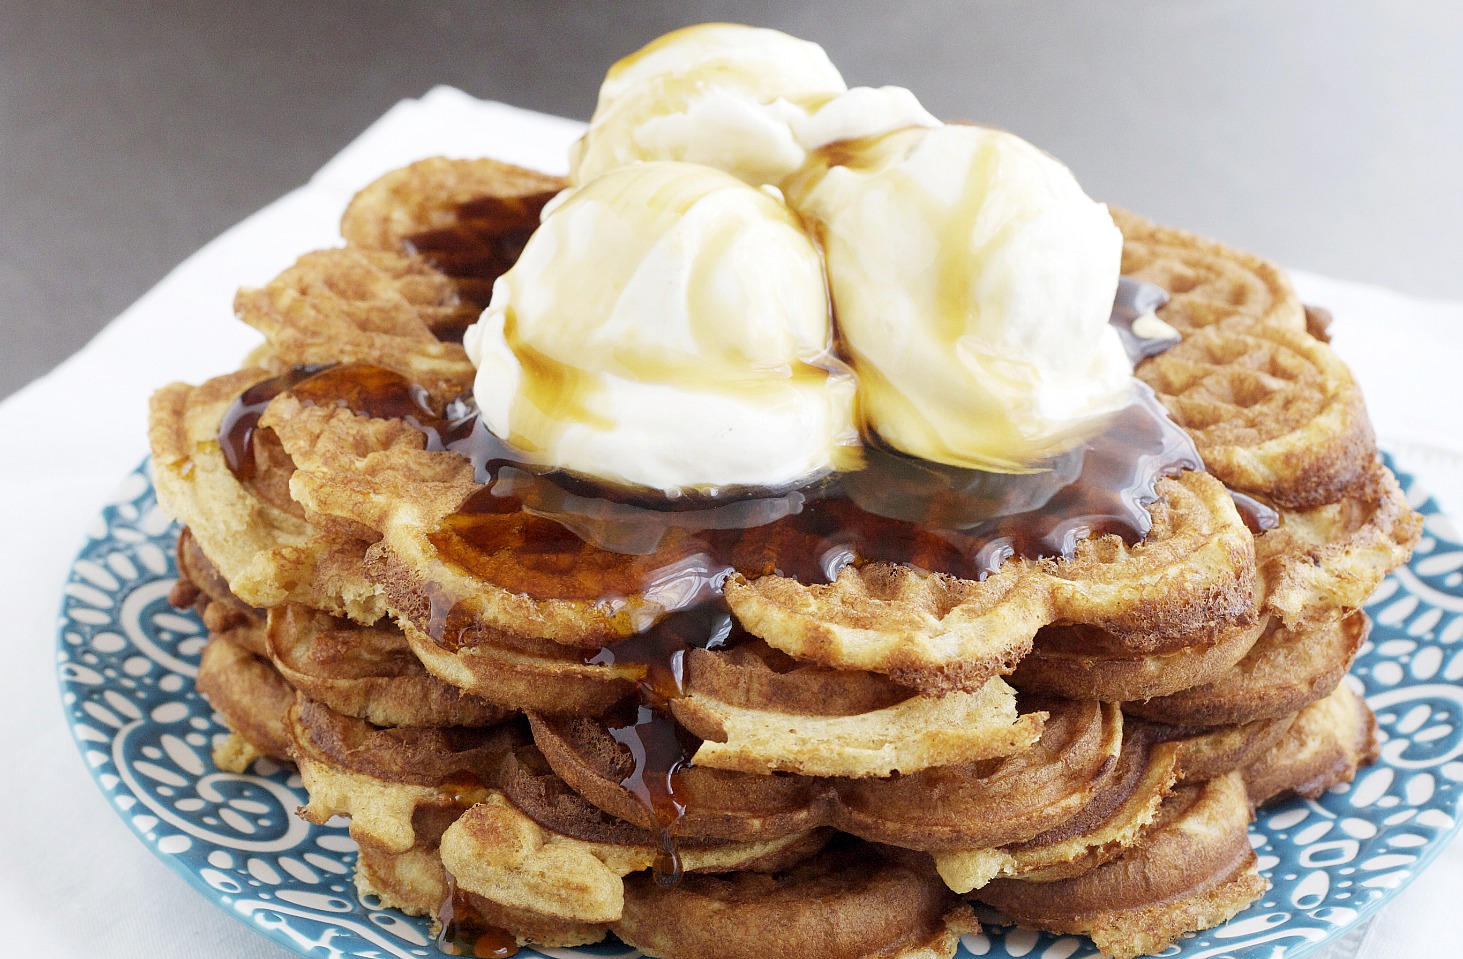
[0,86,1458,959]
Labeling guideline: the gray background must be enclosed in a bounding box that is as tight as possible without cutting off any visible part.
[2,0,1461,401]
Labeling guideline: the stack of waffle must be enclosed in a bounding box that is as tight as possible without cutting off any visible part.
[149,157,1421,959]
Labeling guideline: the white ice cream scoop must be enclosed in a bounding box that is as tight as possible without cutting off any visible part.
[792,123,1133,472]
[464,160,859,494]
[570,23,935,189]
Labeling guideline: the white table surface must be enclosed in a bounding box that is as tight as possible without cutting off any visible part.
[2,89,1460,958]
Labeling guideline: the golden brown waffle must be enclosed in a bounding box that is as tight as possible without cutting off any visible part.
[355,837,449,918]
[722,470,1256,692]
[1126,609,1368,726]
[527,697,1175,869]
[1259,461,1421,627]
[1244,681,1379,807]
[172,527,268,655]
[613,843,976,959]
[266,604,508,728]
[931,721,1179,893]
[975,773,1267,959]
[150,371,387,622]
[1010,611,1266,703]
[1160,712,1299,782]
[1113,208,1305,336]
[258,382,1259,698]
[672,679,1041,778]
[831,699,1123,853]
[339,157,562,304]
[529,710,827,843]
[195,634,295,771]
[439,791,832,947]
[670,639,1040,776]
[1137,317,1375,510]
[236,247,477,402]
[287,697,522,852]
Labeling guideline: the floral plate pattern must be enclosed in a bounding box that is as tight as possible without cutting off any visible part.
[58,458,1463,959]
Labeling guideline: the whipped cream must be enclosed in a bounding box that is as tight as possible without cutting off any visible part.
[464,161,859,493]
[792,123,1133,472]
[570,24,936,189]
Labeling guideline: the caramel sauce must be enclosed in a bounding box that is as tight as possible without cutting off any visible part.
[440,771,491,810]
[437,873,519,958]
[605,702,694,884]
[219,363,477,484]
[589,603,735,884]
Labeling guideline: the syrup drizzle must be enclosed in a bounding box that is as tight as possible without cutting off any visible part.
[218,364,331,480]
[436,873,519,958]
[1110,276,1180,362]
[584,602,735,884]
[404,190,559,340]
[423,381,1203,603]
[1229,490,1281,533]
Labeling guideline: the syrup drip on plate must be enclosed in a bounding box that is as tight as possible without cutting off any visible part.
[437,873,519,958]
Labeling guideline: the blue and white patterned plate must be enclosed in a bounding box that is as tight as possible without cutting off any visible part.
[58,459,1463,959]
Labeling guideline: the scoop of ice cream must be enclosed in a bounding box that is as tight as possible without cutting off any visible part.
[464,160,859,493]
[569,23,935,188]
[792,123,1133,472]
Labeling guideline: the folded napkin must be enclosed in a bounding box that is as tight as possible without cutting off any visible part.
[0,86,1458,959]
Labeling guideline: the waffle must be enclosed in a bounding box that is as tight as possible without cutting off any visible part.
[440,789,831,947]
[195,634,294,771]
[1009,608,1267,702]
[339,156,562,313]
[1161,712,1299,782]
[148,153,1422,959]
[149,369,387,622]
[930,719,1180,892]
[236,247,478,402]
[975,773,1267,959]
[1111,208,1306,336]
[612,843,976,959]
[721,468,1256,692]
[1243,681,1379,807]
[288,696,521,853]
[1124,609,1367,726]
[266,604,508,728]
[527,697,1108,850]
